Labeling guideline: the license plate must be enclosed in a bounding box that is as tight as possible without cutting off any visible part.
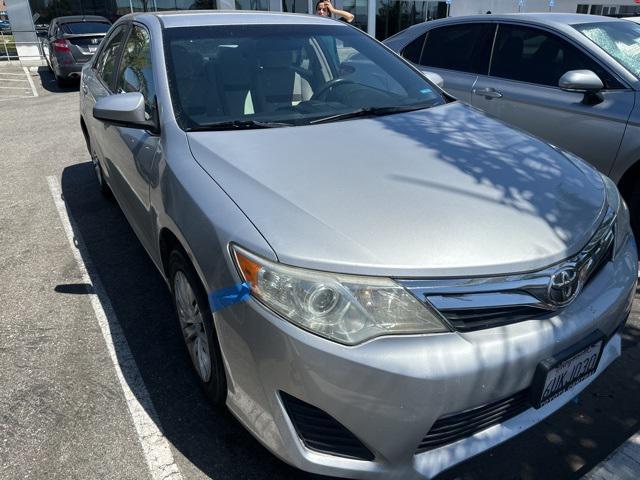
[530,331,605,408]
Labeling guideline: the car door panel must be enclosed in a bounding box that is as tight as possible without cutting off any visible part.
[472,23,634,175]
[472,77,634,174]
[409,23,496,104]
[103,25,159,253]
[84,24,129,196]
[419,67,478,103]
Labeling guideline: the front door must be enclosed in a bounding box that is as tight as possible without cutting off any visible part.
[103,24,159,253]
[471,23,634,175]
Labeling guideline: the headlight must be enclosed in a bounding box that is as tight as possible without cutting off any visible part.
[602,175,631,255]
[231,246,448,345]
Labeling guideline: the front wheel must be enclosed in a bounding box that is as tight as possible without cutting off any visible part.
[169,249,227,406]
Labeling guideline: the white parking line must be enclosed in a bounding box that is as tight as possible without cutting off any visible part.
[23,66,38,97]
[0,95,31,101]
[584,432,640,480]
[47,176,182,480]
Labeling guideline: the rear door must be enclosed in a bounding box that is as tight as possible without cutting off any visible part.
[471,23,634,174]
[401,23,496,103]
[84,23,130,184]
[60,21,111,64]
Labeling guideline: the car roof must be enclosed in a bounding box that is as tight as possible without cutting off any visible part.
[126,10,342,29]
[54,15,111,25]
[423,12,624,28]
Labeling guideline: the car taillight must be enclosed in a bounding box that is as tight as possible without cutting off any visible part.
[52,39,70,53]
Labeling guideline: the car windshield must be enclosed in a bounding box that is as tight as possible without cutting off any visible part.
[574,21,640,79]
[61,22,111,34]
[163,24,445,130]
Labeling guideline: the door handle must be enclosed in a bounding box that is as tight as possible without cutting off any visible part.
[473,87,503,99]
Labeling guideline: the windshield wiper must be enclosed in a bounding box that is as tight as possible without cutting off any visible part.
[186,119,292,132]
[309,104,433,125]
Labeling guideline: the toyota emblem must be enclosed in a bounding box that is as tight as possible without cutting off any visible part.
[548,267,580,306]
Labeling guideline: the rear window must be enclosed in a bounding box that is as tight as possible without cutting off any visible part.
[61,22,110,35]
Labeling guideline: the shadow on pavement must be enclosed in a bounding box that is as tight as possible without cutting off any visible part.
[59,162,329,480]
[36,66,79,93]
[59,161,640,480]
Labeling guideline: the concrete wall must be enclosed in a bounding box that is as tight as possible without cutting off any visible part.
[450,0,637,16]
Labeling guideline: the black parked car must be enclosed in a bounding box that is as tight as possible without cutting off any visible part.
[0,19,11,33]
[43,15,111,86]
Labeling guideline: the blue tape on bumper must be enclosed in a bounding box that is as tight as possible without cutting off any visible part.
[209,282,251,312]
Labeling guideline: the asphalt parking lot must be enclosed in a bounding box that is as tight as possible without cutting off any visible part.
[1,65,639,480]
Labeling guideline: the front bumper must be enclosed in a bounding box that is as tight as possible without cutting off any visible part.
[215,235,637,480]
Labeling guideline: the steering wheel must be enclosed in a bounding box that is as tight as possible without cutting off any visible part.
[311,78,357,101]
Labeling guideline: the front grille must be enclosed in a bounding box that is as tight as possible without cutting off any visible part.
[416,389,531,453]
[280,392,375,461]
[443,305,553,331]
[400,214,615,331]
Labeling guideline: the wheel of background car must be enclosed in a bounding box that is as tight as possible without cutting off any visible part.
[311,78,357,101]
[169,249,227,406]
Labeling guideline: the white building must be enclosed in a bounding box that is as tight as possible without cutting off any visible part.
[5,0,640,56]
[451,1,640,17]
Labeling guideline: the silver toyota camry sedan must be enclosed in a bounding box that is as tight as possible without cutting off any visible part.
[79,11,638,480]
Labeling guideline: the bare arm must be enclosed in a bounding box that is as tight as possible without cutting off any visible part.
[325,1,355,23]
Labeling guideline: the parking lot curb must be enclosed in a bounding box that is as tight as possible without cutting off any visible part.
[583,432,640,480]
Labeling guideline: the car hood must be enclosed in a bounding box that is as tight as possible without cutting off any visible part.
[187,102,606,277]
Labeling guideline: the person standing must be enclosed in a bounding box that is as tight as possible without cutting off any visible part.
[315,0,354,23]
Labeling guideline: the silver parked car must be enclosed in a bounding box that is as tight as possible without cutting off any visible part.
[384,13,640,243]
[80,11,637,480]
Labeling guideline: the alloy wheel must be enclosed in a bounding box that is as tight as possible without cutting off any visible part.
[173,270,212,382]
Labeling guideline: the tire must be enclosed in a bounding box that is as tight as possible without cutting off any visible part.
[169,249,227,406]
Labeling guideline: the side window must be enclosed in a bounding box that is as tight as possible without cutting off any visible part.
[401,32,427,64]
[419,24,496,75]
[490,24,622,89]
[116,26,156,118]
[94,25,128,90]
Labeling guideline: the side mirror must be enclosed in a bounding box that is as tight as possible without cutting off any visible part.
[559,70,604,93]
[421,70,445,89]
[93,92,158,132]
